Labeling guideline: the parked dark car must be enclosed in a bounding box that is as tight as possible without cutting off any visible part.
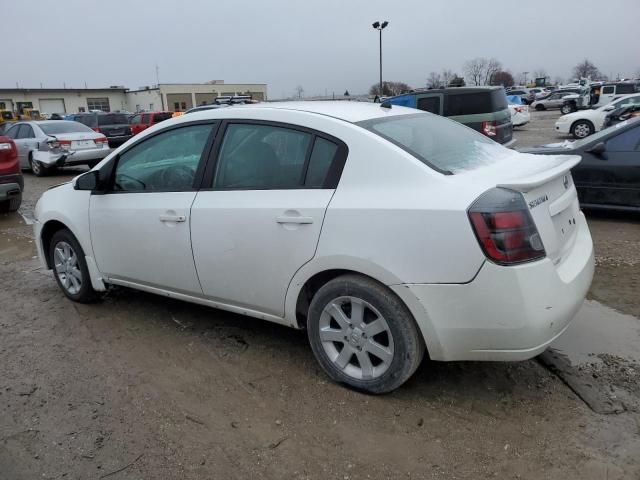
[386,87,514,146]
[0,136,23,212]
[603,104,640,128]
[66,112,132,147]
[520,117,640,210]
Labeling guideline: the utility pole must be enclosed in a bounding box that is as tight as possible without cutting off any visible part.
[372,21,389,96]
[522,71,529,86]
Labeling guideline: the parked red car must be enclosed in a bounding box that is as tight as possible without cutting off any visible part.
[129,111,172,135]
[0,136,23,212]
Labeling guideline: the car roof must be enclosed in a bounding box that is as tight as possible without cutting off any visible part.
[222,101,419,123]
[411,86,503,94]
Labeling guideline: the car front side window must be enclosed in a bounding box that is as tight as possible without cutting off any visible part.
[113,123,214,192]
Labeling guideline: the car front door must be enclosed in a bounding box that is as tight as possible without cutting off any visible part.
[90,121,218,293]
[599,85,616,106]
[599,123,640,207]
[190,121,347,317]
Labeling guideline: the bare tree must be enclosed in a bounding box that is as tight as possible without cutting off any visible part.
[369,81,412,96]
[426,72,442,89]
[464,58,487,86]
[533,69,548,80]
[294,85,304,99]
[483,58,502,85]
[491,71,515,87]
[573,59,601,80]
[441,69,456,87]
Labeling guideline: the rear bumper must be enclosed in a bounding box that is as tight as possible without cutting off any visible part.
[391,212,594,361]
[35,148,111,167]
[0,181,22,200]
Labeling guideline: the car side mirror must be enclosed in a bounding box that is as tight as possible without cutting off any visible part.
[587,142,606,156]
[74,170,100,191]
[604,105,615,111]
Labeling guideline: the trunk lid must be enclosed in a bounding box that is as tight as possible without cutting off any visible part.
[457,149,582,265]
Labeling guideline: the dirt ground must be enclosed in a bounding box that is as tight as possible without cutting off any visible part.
[1,110,639,479]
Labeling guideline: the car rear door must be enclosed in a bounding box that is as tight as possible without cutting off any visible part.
[90,121,218,293]
[129,114,142,135]
[190,120,347,317]
[13,124,38,167]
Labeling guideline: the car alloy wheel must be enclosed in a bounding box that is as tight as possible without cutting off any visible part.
[572,122,592,139]
[560,104,572,115]
[53,241,83,295]
[318,296,394,380]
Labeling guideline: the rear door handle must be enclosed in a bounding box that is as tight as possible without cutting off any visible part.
[159,214,186,223]
[276,216,314,224]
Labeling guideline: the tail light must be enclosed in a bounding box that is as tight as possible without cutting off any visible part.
[514,107,522,113]
[0,140,17,159]
[481,121,497,137]
[47,139,71,151]
[94,136,108,147]
[468,188,545,265]
[92,127,100,132]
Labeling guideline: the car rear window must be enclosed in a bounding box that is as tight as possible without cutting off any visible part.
[75,115,97,127]
[39,121,94,135]
[357,113,504,175]
[98,114,129,126]
[444,89,508,116]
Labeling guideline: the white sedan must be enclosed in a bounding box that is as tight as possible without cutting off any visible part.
[555,93,640,139]
[33,102,594,393]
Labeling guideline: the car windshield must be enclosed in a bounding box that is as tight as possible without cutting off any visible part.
[357,112,507,175]
[39,121,94,135]
[98,114,129,126]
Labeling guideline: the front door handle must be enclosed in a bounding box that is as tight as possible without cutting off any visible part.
[276,215,314,224]
[159,214,186,223]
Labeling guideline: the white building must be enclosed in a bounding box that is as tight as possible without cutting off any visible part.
[0,80,268,115]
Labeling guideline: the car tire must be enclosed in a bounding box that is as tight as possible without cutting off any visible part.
[2,193,22,212]
[535,104,545,111]
[49,229,99,303]
[29,154,48,177]
[560,104,573,115]
[571,120,594,139]
[307,274,425,394]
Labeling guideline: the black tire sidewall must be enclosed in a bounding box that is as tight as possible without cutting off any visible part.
[49,229,97,303]
[307,275,424,394]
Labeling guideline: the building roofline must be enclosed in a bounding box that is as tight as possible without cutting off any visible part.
[0,87,128,93]
[157,83,267,86]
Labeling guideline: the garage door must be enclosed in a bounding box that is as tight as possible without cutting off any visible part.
[39,98,66,114]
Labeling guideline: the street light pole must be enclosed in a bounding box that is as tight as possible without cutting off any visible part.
[372,21,389,96]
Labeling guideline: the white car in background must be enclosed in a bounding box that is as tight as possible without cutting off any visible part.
[508,103,530,127]
[555,93,640,139]
[33,102,594,393]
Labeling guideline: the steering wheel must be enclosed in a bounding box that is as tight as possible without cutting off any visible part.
[158,164,195,189]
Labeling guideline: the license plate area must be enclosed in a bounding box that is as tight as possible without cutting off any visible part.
[72,140,95,150]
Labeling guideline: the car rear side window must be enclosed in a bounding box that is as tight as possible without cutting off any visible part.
[214,124,312,189]
[444,90,508,116]
[417,97,441,114]
[305,137,339,187]
[358,113,501,175]
[16,125,34,139]
[153,113,172,123]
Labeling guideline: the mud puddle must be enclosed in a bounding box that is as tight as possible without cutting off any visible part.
[0,212,36,262]
[541,300,640,414]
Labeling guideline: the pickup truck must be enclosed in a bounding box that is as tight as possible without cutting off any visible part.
[129,112,172,136]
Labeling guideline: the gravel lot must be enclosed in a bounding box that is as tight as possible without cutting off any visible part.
[1,109,639,479]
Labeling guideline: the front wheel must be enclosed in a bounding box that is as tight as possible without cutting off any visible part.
[307,274,425,394]
[49,229,99,303]
[535,104,545,111]
[571,120,594,139]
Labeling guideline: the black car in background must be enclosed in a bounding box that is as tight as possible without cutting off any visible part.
[520,118,640,210]
[66,112,132,147]
[603,104,640,128]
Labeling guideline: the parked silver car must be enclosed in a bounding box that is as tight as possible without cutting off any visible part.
[530,91,577,111]
[3,121,111,176]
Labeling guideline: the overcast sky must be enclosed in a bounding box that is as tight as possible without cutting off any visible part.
[4,0,639,98]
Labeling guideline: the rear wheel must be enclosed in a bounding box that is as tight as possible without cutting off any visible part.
[49,229,99,303]
[560,103,573,115]
[535,104,545,111]
[29,154,49,177]
[307,274,425,394]
[1,193,22,212]
[571,120,594,139]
